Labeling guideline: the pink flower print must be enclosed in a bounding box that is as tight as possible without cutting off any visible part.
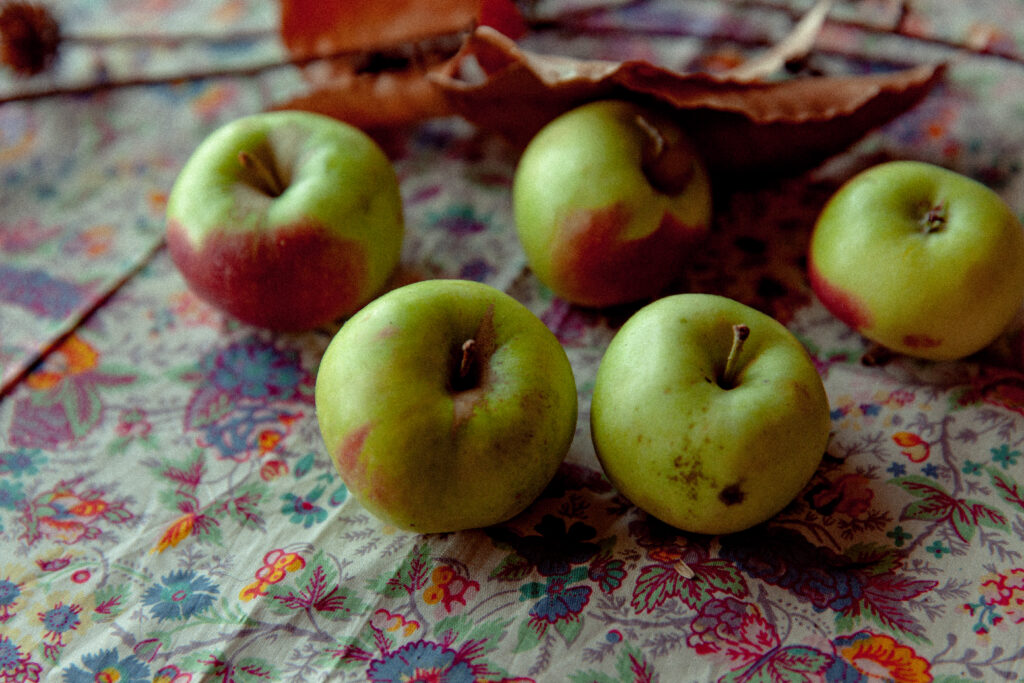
[686,597,779,666]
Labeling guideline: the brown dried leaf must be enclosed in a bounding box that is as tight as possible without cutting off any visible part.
[432,27,944,177]
[274,0,526,130]
[280,0,483,58]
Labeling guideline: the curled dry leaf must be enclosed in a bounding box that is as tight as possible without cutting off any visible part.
[274,0,943,177]
[274,0,524,130]
[432,27,945,177]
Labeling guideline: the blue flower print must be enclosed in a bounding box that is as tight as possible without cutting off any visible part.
[368,640,475,683]
[521,569,592,625]
[142,569,219,621]
[281,491,328,528]
[0,480,25,510]
[203,339,304,400]
[0,577,21,621]
[0,448,46,477]
[62,648,150,683]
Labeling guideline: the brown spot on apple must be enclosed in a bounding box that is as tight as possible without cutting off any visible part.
[551,204,704,308]
[719,483,745,506]
[166,219,367,330]
[807,260,873,332]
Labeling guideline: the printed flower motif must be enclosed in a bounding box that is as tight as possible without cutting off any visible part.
[202,339,306,400]
[19,479,133,546]
[826,631,931,683]
[371,609,421,638]
[38,600,82,645]
[991,444,1021,470]
[0,263,88,321]
[153,664,192,683]
[142,570,219,621]
[61,648,150,683]
[686,597,778,664]
[521,571,592,626]
[588,554,626,594]
[0,481,25,510]
[114,408,153,439]
[0,577,22,622]
[239,549,306,601]
[367,640,475,683]
[0,634,41,683]
[0,448,45,477]
[281,491,328,528]
[193,403,302,462]
[979,567,1024,625]
[12,335,136,449]
[892,432,930,463]
[24,334,98,391]
[422,565,479,613]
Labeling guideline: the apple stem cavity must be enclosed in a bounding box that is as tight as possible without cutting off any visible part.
[720,324,750,389]
[238,150,285,198]
[635,113,694,195]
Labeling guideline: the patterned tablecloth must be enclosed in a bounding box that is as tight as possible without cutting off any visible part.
[4,1,1024,680]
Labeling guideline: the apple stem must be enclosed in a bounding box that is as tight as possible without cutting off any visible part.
[921,200,947,233]
[635,113,694,195]
[457,339,477,388]
[720,324,750,389]
[238,150,285,197]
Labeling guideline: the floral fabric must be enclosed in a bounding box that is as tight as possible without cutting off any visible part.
[3,0,1024,680]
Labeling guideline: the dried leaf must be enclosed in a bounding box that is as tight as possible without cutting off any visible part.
[274,0,524,129]
[281,0,483,58]
[433,27,944,177]
[272,67,454,131]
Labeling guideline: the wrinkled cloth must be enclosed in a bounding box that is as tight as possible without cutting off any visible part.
[3,1,1024,680]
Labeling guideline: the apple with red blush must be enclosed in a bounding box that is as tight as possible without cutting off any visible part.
[512,100,712,308]
[809,161,1024,361]
[166,111,404,331]
[314,279,578,533]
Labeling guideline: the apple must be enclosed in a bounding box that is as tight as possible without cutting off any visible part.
[512,100,712,308]
[808,160,1024,360]
[314,278,578,533]
[166,110,404,331]
[590,293,831,535]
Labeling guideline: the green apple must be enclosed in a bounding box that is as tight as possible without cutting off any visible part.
[512,100,712,308]
[166,110,404,331]
[590,293,831,535]
[314,279,578,533]
[809,160,1024,360]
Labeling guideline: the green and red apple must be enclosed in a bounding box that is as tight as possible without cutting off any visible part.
[512,100,712,308]
[314,279,578,533]
[166,110,404,331]
[590,293,831,535]
[809,160,1024,360]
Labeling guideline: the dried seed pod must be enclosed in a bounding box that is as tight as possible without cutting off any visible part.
[0,2,59,76]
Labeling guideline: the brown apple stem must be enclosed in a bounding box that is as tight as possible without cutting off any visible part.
[721,324,750,389]
[238,150,284,197]
[921,200,948,234]
[458,339,477,385]
[635,113,694,195]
